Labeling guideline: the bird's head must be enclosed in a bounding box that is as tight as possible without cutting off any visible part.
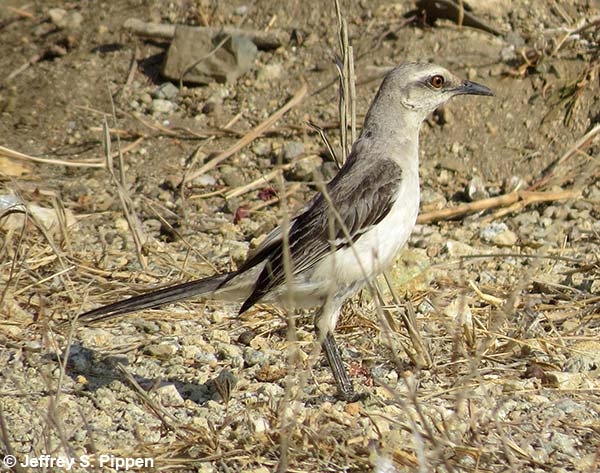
[364,62,493,131]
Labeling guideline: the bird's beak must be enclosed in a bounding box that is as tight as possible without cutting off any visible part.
[455,80,494,97]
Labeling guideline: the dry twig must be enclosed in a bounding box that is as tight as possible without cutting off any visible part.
[418,189,580,224]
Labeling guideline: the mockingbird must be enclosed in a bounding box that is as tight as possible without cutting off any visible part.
[78,63,492,401]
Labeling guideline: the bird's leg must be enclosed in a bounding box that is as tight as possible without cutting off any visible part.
[320,329,357,401]
[314,298,362,401]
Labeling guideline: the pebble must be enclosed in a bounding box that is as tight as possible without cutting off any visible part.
[466,176,489,201]
[193,350,218,368]
[421,188,447,207]
[151,98,175,114]
[202,101,218,114]
[252,142,272,157]
[115,217,129,232]
[221,165,245,187]
[281,141,305,162]
[417,299,435,315]
[152,82,179,100]
[344,402,361,416]
[131,318,160,334]
[238,329,257,346]
[78,327,113,346]
[192,174,217,187]
[244,347,265,367]
[250,415,269,433]
[48,8,83,30]
[156,384,185,407]
[514,210,539,227]
[480,222,517,246]
[139,92,152,104]
[444,239,477,257]
[212,329,231,344]
[288,155,322,181]
[257,63,283,82]
[144,339,181,358]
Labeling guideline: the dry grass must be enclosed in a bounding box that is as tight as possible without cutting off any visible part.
[1,3,599,473]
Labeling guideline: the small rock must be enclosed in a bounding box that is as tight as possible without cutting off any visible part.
[221,165,245,187]
[78,327,113,347]
[542,431,579,457]
[212,329,231,344]
[48,8,83,30]
[564,340,600,372]
[288,155,322,181]
[131,318,160,334]
[202,101,218,114]
[152,82,179,100]
[193,350,218,367]
[115,217,129,232]
[24,340,42,351]
[444,239,477,257]
[192,174,217,187]
[480,222,517,246]
[161,174,182,190]
[257,63,283,82]
[281,141,305,163]
[514,210,539,227]
[421,188,447,208]
[151,98,175,114]
[238,330,257,346]
[417,299,435,315]
[145,339,181,358]
[139,92,152,104]
[344,402,361,416]
[156,384,185,407]
[243,347,265,367]
[250,415,269,433]
[252,142,272,157]
[466,176,489,201]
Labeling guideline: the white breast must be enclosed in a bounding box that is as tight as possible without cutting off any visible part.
[313,167,420,289]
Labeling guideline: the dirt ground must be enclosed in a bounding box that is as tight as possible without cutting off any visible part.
[1,1,599,472]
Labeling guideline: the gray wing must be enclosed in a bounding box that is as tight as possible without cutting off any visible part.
[239,154,403,312]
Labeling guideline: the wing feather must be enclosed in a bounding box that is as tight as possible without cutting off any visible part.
[238,150,403,313]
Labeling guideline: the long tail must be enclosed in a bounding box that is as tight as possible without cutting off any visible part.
[76,272,235,324]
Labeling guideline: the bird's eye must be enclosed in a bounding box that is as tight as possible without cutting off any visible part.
[430,75,445,89]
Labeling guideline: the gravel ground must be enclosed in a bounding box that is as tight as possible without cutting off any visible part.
[1,1,599,472]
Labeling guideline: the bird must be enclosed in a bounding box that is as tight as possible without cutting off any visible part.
[77,62,493,401]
